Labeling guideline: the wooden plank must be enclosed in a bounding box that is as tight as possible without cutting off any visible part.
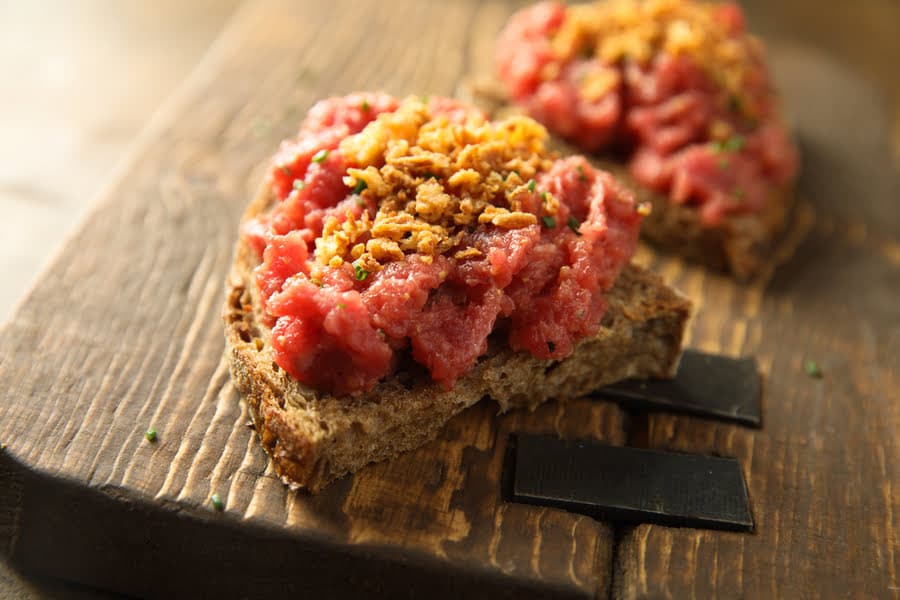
[613,16,900,597]
[0,0,626,597]
[2,0,898,598]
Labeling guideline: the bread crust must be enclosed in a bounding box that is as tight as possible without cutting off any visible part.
[591,157,795,281]
[223,184,691,492]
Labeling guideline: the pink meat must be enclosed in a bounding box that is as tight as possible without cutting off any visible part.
[495,1,799,225]
[244,95,643,394]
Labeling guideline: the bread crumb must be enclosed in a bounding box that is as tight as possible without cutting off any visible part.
[315,98,555,271]
[550,0,764,118]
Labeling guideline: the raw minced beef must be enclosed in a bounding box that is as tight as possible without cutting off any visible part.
[495,0,798,225]
[243,93,645,395]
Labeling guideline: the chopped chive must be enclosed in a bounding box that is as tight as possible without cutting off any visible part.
[353,179,368,194]
[804,360,823,378]
[541,191,548,202]
[211,493,224,511]
[312,149,329,163]
[361,99,370,112]
[145,428,157,443]
[337,302,346,310]
[293,179,306,191]
[567,215,581,235]
[353,262,369,281]
[253,119,271,136]
[725,135,745,152]
[296,67,318,83]
[576,165,587,182]
[527,179,536,192]
[542,215,556,228]
[712,135,745,153]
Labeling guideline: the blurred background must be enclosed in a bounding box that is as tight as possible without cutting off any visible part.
[0,1,239,322]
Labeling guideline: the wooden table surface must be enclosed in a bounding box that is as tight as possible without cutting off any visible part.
[1,0,898,598]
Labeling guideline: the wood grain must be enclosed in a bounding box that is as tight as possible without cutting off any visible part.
[0,0,898,598]
[614,27,900,598]
[0,0,623,597]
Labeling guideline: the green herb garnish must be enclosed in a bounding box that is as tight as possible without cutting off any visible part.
[361,99,370,112]
[311,149,329,163]
[296,67,318,83]
[337,302,346,310]
[712,135,745,153]
[542,215,556,228]
[541,191,548,202]
[211,493,224,511]
[252,119,271,137]
[804,360,823,378]
[567,215,581,235]
[576,165,587,182]
[527,179,536,192]
[293,179,306,191]
[145,428,157,443]
[353,179,368,194]
[353,263,369,281]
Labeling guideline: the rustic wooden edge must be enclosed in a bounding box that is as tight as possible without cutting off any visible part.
[3,447,597,600]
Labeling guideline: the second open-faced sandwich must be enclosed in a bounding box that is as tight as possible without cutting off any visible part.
[496,0,799,279]
[224,93,691,492]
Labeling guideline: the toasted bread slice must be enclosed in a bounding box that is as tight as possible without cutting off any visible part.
[223,185,691,493]
[591,158,795,281]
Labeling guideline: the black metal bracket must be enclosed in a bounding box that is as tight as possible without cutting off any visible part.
[597,350,762,427]
[509,434,754,532]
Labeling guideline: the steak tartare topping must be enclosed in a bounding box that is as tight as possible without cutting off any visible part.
[495,0,798,225]
[243,94,646,395]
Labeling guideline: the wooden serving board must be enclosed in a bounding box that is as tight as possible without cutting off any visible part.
[1,0,898,597]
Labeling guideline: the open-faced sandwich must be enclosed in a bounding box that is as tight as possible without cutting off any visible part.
[495,0,799,279]
[224,93,691,492]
